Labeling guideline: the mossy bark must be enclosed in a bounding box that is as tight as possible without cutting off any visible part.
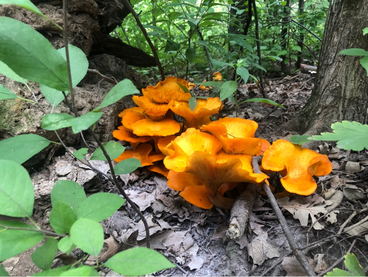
[291,0,368,135]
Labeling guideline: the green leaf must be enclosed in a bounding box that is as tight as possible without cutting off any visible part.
[188,97,197,111]
[0,265,9,276]
[58,236,76,255]
[326,253,365,276]
[220,81,237,101]
[0,60,27,83]
[240,98,285,108]
[311,121,368,151]
[31,238,59,270]
[0,160,34,217]
[289,135,312,145]
[198,81,223,88]
[94,79,139,111]
[176,82,189,93]
[73,148,88,160]
[210,58,234,69]
[91,142,125,161]
[33,265,71,276]
[0,17,68,91]
[76,193,125,222]
[339,48,368,56]
[251,62,267,72]
[60,266,99,276]
[0,84,17,100]
[185,48,196,63]
[363,27,368,36]
[51,180,86,215]
[0,134,51,164]
[114,158,142,175]
[41,112,103,133]
[70,218,103,256]
[277,50,287,57]
[0,0,45,18]
[0,221,44,261]
[164,39,181,52]
[236,67,249,83]
[40,44,89,106]
[292,45,302,52]
[360,56,368,75]
[49,201,77,234]
[105,247,175,276]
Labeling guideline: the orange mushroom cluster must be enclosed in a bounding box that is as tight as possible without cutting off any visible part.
[113,76,333,210]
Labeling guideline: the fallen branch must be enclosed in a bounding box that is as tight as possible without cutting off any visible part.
[252,156,316,276]
[226,183,261,240]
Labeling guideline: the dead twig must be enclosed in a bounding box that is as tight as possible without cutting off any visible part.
[226,183,261,240]
[252,156,316,276]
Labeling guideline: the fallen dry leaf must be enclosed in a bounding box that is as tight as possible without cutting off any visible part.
[282,256,314,276]
[247,233,280,266]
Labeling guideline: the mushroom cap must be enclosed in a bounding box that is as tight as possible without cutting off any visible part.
[169,98,222,128]
[202,117,270,155]
[132,95,170,120]
[147,163,169,177]
[113,126,152,148]
[142,76,194,104]
[114,143,153,166]
[119,107,146,131]
[157,136,176,156]
[262,139,333,195]
[131,118,181,137]
[212,72,222,81]
[164,128,222,172]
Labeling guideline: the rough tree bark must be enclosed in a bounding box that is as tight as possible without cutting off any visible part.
[290,0,368,135]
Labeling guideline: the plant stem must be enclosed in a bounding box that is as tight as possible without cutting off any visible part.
[0,224,66,237]
[121,0,165,80]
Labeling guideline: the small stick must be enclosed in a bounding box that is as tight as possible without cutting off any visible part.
[252,156,316,276]
[226,183,261,240]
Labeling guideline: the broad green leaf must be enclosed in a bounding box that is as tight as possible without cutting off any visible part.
[33,265,71,276]
[240,98,285,108]
[277,50,287,57]
[339,48,368,56]
[114,158,142,175]
[76,193,125,222]
[326,253,364,276]
[292,45,302,52]
[94,79,139,111]
[41,44,89,106]
[289,135,312,145]
[210,58,234,69]
[41,112,103,133]
[73,148,88,160]
[220,81,237,101]
[311,121,368,151]
[31,238,58,270]
[236,67,249,83]
[185,48,195,63]
[51,180,86,215]
[0,160,34,217]
[105,247,175,276]
[360,56,368,75]
[164,39,180,52]
[0,17,68,91]
[91,141,125,161]
[251,62,267,72]
[0,134,51,164]
[344,253,365,276]
[70,218,103,256]
[60,266,99,276]
[363,27,368,36]
[0,265,9,276]
[169,11,182,20]
[49,201,77,234]
[58,236,76,255]
[188,97,197,111]
[198,81,223,88]
[0,60,27,83]
[0,221,44,261]
[0,0,44,18]
[0,84,17,100]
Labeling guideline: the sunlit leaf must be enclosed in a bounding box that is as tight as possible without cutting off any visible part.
[240,97,285,108]
[73,148,88,160]
[236,67,249,83]
[220,81,237,101]
[188,97,197,111]
[31,238,58,270]
[114,158,142,175]
[289,135,312,145]
[339,48,368,56]
[0,84,18,100]
[0,60,27,83]
[91,142,125,161]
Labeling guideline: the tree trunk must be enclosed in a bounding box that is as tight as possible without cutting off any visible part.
[290,0,368,135]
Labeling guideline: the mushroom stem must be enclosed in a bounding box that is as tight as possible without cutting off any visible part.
[226,183,261,240]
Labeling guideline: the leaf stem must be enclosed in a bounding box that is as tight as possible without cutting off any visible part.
[0,224,66,237]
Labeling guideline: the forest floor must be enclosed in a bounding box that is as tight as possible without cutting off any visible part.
[3,71,368,276]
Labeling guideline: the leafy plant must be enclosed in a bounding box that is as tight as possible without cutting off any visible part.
[0,1,175,275]
[325,253,365,276]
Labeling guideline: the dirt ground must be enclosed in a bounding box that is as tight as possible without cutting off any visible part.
[3,72,368,276]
